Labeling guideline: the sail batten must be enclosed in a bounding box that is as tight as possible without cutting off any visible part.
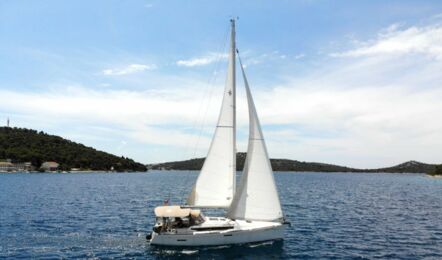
[187,19,237,208]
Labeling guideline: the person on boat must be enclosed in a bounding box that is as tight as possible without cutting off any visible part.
[174,217,184,228]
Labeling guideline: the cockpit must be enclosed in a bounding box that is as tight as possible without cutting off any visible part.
[153,206,205,233]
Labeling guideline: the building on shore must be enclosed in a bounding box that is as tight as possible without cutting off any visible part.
[13,162,33,171]
[0,161,14,172]
[0,160,33,172]
[40,161,59,171]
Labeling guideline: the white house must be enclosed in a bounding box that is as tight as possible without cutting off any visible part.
[41,161,59,171]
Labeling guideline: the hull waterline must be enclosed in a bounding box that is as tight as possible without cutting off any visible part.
[150,219,285,247]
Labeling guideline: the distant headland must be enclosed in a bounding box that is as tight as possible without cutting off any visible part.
[0,127,147,172]
[1,126,440,174]
[147,153,441,174]
[427,165,442,177]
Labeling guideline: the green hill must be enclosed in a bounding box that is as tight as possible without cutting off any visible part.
[0,127,146,172]
[427,164,442,176]
[148,153,438,173]
[148,153,361,172]
[367,160,436,173]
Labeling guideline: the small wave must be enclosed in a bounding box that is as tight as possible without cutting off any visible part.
[248,241,274,248]
[181,249,199,255]
[205,245,232,250]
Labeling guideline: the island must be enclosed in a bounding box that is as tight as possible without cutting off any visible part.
[2,127,439,174]
[147,153,441,174]
[0,127,147,172]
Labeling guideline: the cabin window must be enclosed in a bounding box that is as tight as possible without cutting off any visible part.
[191,226,234,231]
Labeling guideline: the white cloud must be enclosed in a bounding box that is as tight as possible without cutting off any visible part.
[3,53,442,168]
[252,22,442,167]
[294,53,305,59]
[2,22,442,167]
[102,63,156,75]
[0,83,221,161]
[240,50,289,67]
[99,83,111,87]
[177,50,288,68]
[176,53,228,67]
[331,24,442,59]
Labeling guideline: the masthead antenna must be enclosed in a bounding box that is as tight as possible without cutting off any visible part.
[229,16,239,23]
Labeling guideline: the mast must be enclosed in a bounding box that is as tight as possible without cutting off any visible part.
[230,18,237,195]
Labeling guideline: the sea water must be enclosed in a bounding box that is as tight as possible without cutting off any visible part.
[1,171,441,259]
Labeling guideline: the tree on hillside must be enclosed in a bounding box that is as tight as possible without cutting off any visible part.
[0,127,147,172]
[434,165,442,175]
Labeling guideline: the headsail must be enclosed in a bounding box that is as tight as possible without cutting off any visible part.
[187,20,237,208]
[227,52,283,222]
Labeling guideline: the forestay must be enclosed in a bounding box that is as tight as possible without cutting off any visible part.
[227,55,283,222]
[187,20,236,208]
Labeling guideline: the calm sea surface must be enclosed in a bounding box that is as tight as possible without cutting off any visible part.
[0,171,441,259]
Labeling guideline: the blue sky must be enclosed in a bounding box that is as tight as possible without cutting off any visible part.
[1,0,442,167]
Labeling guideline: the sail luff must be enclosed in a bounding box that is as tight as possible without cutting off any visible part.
[186,19,236,208]
[227,53,283,222]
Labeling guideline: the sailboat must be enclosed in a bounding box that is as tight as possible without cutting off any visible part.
[149,19,288,246]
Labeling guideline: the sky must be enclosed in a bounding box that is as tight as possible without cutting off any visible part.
[1,0,442,168]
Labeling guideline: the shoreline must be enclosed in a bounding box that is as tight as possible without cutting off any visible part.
[146,169,429,174]
[1,170,436,175]
[0,170,146,174]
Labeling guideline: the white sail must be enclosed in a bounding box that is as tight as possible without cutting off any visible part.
[227,55,283,222]
[187,20,236,208]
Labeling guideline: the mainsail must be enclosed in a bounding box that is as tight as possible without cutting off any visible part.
[187,20,236,208]
[227,53,283,222]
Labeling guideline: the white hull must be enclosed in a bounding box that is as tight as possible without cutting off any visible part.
[150,219,285,246]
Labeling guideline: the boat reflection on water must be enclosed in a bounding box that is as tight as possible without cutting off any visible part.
[149,239,285,258]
